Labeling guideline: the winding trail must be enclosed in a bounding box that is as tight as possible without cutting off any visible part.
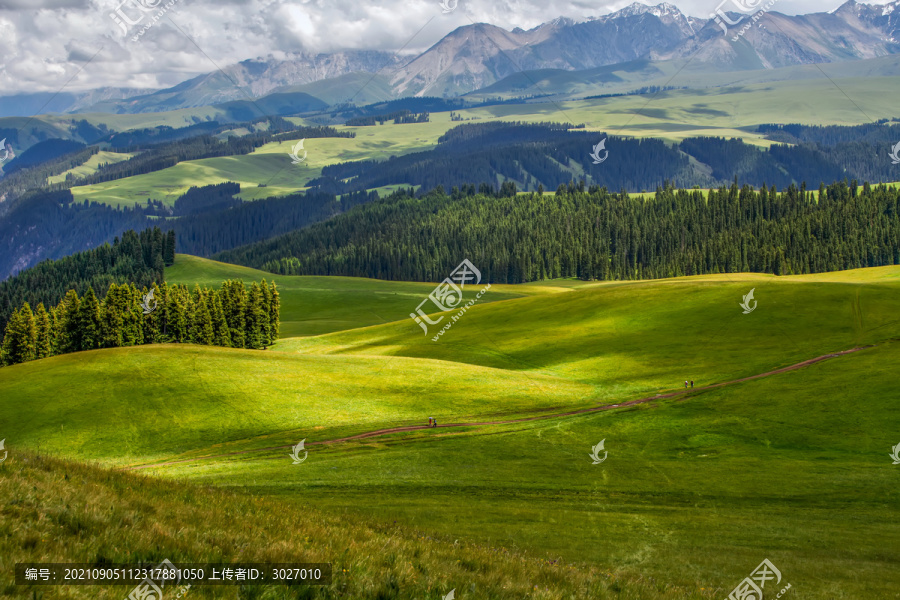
[127,346,869,471]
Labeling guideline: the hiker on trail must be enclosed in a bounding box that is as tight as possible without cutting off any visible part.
[684,380,688,389]
[690,380,694,388]
[433,419,438,428]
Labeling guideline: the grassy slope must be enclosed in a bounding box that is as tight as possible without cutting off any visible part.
[170,342,900,598]
[46,150,136,185]
[67,76,899,207]
[166,255,531,338]
[1,453,688,600]
[2,261,899,598]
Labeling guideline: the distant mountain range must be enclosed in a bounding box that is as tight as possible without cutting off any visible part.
[1,1,898,117]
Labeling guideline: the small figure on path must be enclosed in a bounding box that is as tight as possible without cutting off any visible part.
[690,380,694,388]
[428,417,433,427]
[433,419,438,428]
[684,380,688,389]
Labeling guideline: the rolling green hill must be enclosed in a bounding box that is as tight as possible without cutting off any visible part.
[1,262,898,598]
[166,255,530,337]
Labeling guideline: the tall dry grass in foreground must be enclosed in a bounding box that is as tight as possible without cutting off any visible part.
[0,452,712,599]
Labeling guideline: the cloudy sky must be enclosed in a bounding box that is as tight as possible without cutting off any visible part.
[0,0,892,95]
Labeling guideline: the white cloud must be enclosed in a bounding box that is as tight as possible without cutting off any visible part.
[0,0,894,94]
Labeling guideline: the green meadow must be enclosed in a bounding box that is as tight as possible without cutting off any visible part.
[1,257,899,598]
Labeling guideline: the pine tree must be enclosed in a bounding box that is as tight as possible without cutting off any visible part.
[34,303,53,359]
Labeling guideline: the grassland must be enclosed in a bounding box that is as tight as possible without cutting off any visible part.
[66,74,900,208]
[1,259,898,598]
[3,452,690,600]
[166,255,531,337]
[47,150,136,185]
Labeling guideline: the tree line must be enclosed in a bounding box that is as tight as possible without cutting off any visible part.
[305,122,900,196]
[0,278,279,367]
[0,184,383,279]
[216,180,900,283]
[0,227,173,331]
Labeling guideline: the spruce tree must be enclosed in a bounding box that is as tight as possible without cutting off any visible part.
[0,304,37,365]
[268,281,280,344]
[260,279,273,342]
[142,284,162,344]
[101,283,124,348]
[189,291,214,345]
[222,280,246,348]
[77,288,103,351]
[122,284,144,346]
[1,308,18,366]
[166,286,187,343]
[164,230,176,265]
[34,303,53,359]
[57,290,81,354]
[48,306,60,356]
[244,283,267,349]
[210,293,231,347]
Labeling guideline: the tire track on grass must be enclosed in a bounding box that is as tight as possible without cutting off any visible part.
[126,346,870,471]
